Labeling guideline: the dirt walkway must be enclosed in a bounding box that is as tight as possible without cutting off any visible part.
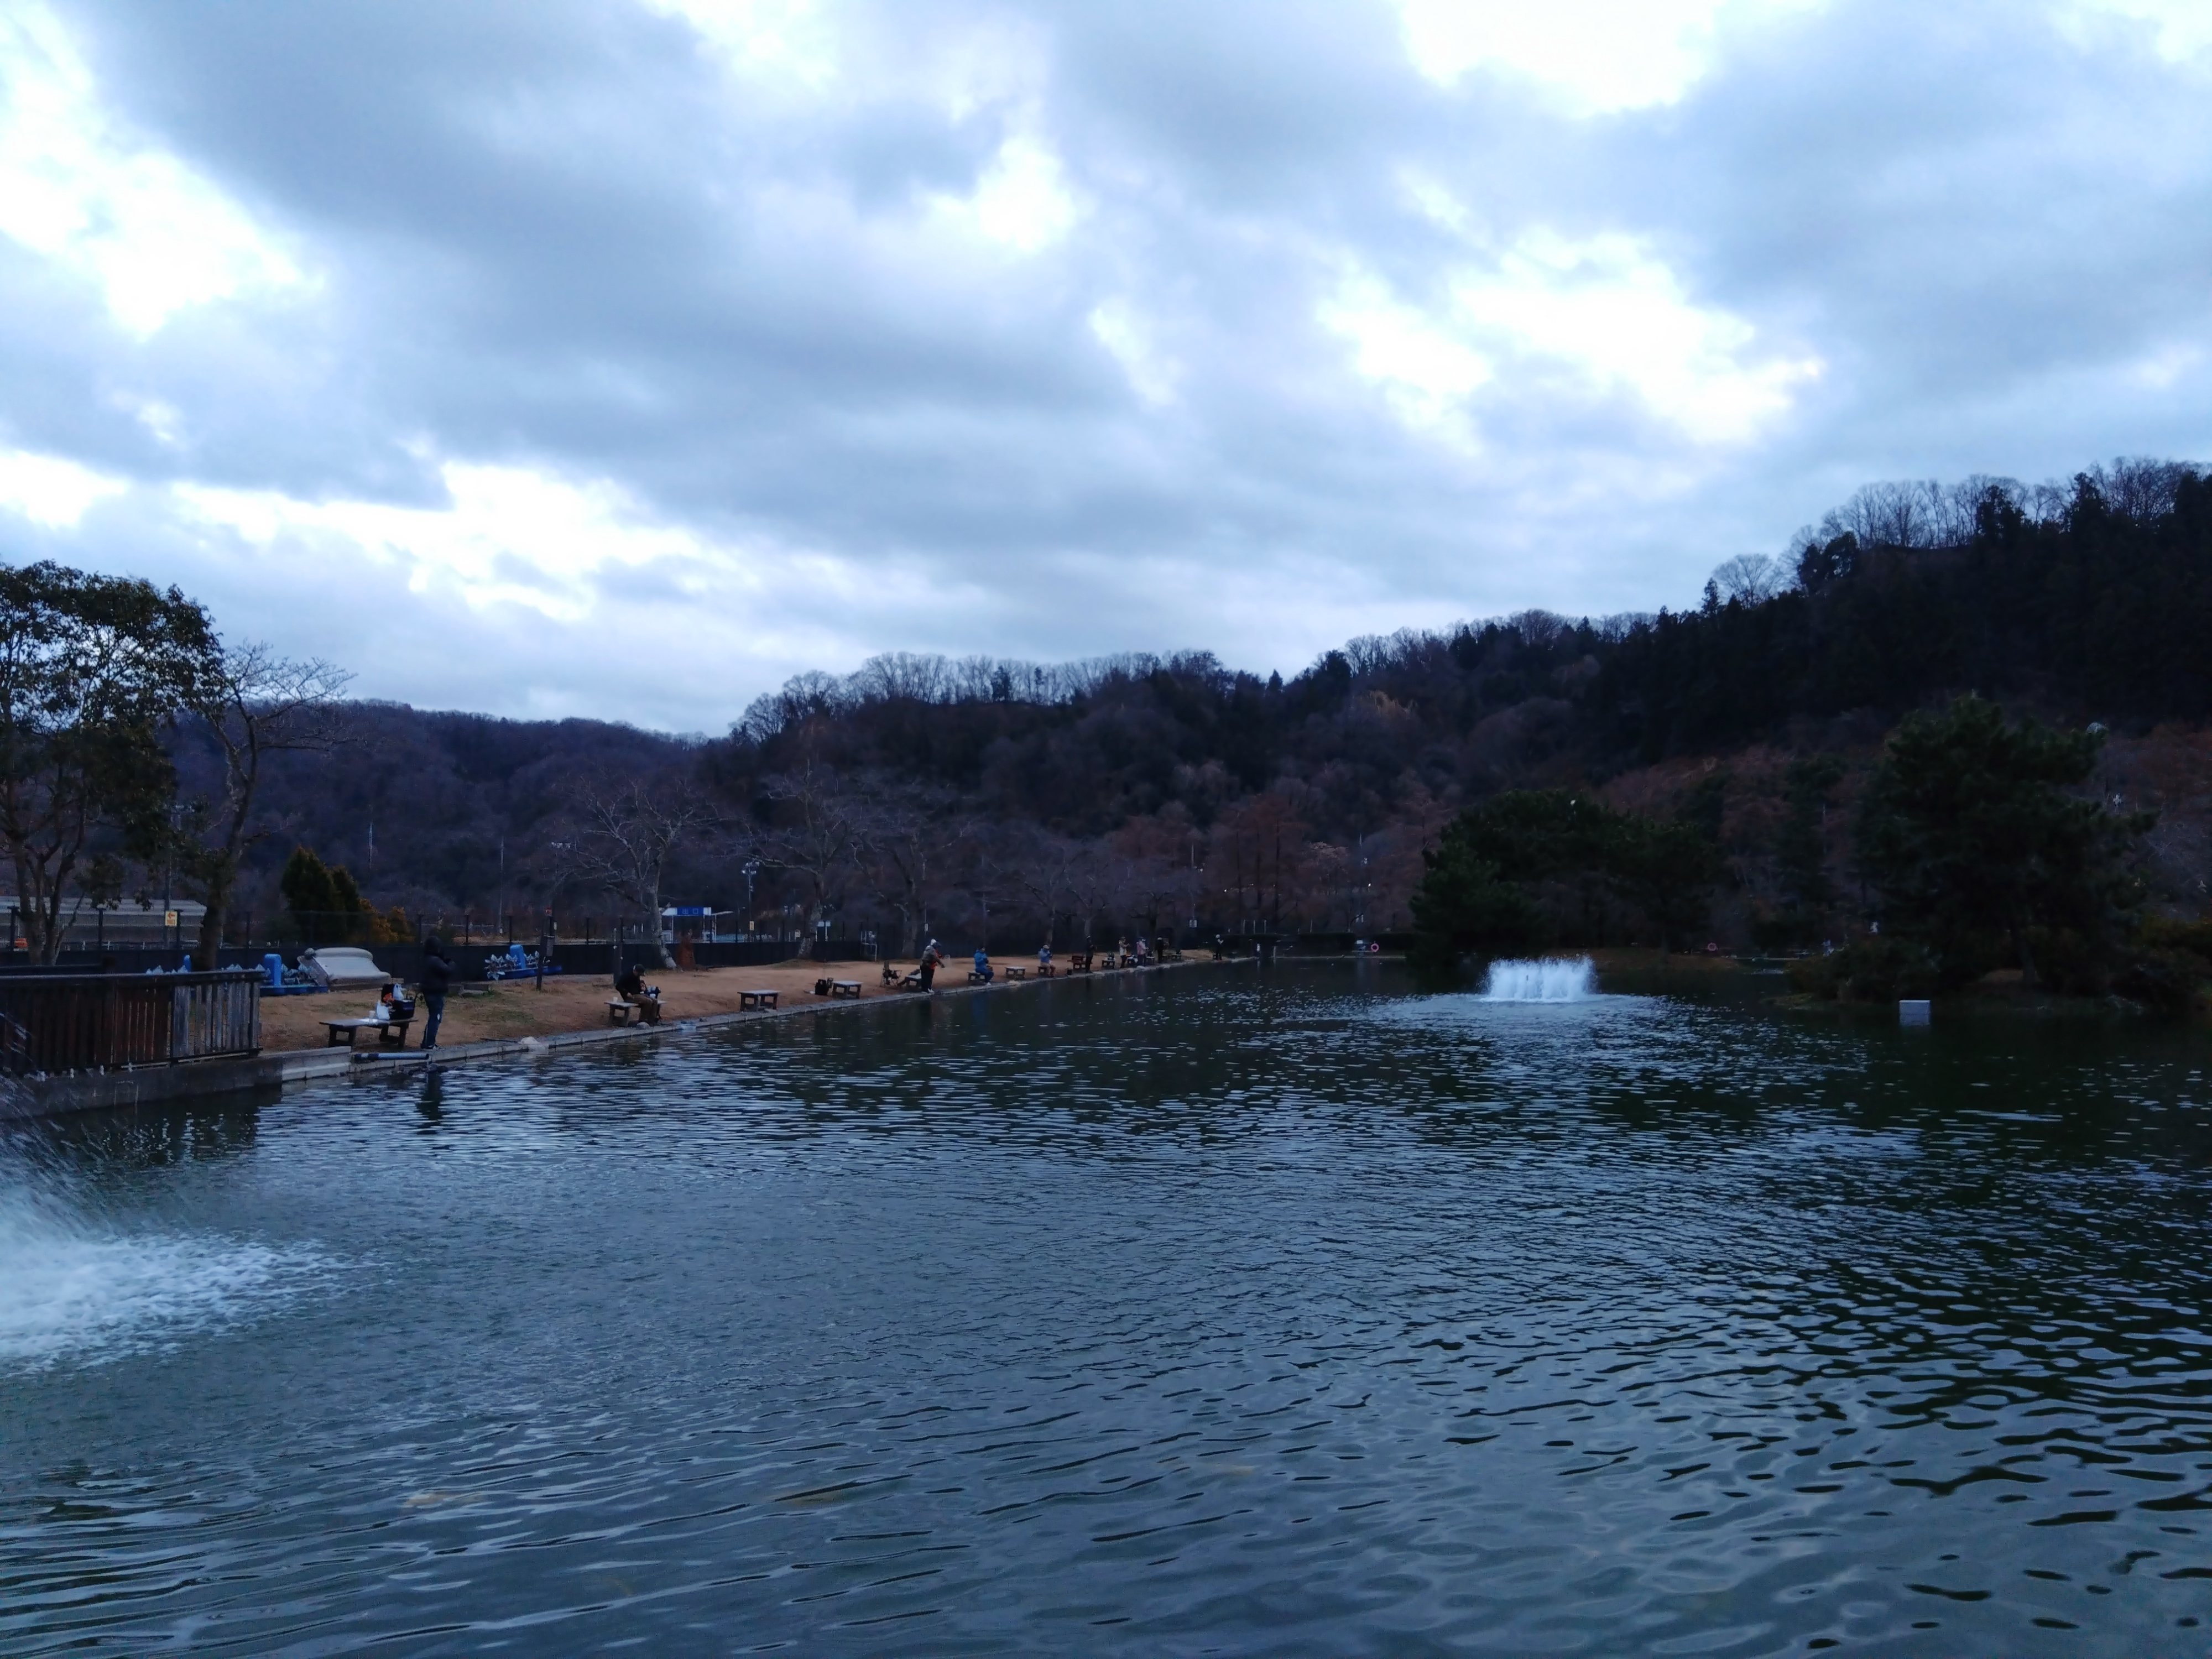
[260,957,1061,1052]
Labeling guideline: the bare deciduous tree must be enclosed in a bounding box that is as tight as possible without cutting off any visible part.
[566,770,718,968]
[1009,827,1087,949]
[862,779,961,957]
[758,760,870,958]
[1706,554,1789,605]
[179,643,351,962]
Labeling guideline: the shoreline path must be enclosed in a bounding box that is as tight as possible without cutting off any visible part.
[258,957,1215,1058]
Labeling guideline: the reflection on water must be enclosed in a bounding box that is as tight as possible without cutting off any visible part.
[2,963,2210,1656]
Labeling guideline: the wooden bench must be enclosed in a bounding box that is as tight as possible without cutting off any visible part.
[827,979,861,999]
[966,969,994,985]
[324,1017,411,1049]
[1003,966,1026,980]
[739,988,779,1010]
[1068,953,1093,974]
[607,998,660,1025]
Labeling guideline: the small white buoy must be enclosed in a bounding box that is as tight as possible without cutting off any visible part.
[1899,999,1931,1026]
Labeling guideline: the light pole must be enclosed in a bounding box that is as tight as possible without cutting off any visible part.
[1355,833,1369,932]
[742,860,760,938]
[163,800,179,957]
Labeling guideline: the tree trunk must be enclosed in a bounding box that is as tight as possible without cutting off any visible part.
[648,884,675,969]
[20,862,67,965]
[195,864,234,966]
[797,887,829,959]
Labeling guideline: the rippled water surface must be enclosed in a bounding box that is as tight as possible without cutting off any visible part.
[4,963,2211,1655]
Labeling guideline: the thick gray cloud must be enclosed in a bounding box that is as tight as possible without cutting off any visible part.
[0,0,2206,729]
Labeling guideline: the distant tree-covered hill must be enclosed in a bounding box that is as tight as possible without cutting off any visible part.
[206,458,2211,946]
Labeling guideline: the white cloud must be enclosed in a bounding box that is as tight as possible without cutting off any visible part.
[175,462,745,624]
[1453,231,1822,443]
[2056,0,2212,62]
[0,2,309,336]
[1,1,2206,724]
[1088,300,1180,406]
[1394,0,1823,113]
[0,447,126,526]
[108,390,183,446]
[634,0,836,87]
[1318,269,1494,447]
[1325,232,1820,448]
[934,132,1079,254]
[155,457,1001,726]
[2130,342,2203,388]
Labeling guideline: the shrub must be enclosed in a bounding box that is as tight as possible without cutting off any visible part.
[1786,937,1942,1002]
[2114,948,2203,1016]
[2140,916,2212,971]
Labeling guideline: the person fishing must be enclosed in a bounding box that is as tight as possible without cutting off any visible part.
[419,935,454,1048]
[614,962,661,1024]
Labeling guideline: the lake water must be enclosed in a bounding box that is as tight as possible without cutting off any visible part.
[3,962,2210,1656]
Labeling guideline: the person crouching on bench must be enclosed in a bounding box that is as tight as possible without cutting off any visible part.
[972,946,993,983]
[615,964,661,1023]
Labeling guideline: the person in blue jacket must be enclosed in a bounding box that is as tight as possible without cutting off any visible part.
[972,946,993,982]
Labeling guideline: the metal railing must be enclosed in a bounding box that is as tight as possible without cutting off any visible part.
[0,970,262,1076]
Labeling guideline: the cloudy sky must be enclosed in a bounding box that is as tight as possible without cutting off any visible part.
[1,0,2208,730]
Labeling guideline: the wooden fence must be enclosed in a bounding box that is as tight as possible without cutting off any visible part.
[0,971,262,1075]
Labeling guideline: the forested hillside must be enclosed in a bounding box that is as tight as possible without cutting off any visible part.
[173,458,2212,950]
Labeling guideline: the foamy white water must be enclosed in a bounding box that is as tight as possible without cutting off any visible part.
[0,1182,327,1367]
[1480,958,1597,1002]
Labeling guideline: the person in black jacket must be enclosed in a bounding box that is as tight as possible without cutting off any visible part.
[419,936,455,1048]
[614,963,661,1023]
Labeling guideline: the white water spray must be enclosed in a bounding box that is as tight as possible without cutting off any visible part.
[1480,957,1597,1002]
[0,1177,325,1368]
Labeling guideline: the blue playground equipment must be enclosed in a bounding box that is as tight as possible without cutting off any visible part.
[261,952,326,994]
[482,942,561,981]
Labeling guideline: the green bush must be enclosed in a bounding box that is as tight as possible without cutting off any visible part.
[2021,927,2110,996]
[1786,937,1942,1002]
[2114,948,2203,1016]
[2140,915,2212,971]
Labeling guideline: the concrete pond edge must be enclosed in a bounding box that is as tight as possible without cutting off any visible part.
[2,957,1252,1120]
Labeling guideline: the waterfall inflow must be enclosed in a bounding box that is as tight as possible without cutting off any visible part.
[1480,957,1596,1003]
